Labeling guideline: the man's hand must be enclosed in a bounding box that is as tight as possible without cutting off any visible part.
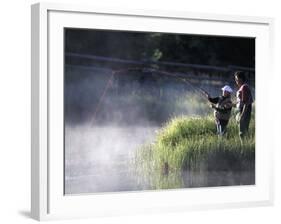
[236,113,241,123]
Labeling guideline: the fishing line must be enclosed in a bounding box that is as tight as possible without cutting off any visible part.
[90,67,209,126]
[145,68,207,99]
[91,71,115,125]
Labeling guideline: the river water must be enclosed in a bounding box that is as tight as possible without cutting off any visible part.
[64,125,159,194]
[64,125,254,195]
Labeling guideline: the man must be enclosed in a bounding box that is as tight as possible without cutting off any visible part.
[203,85,233,136]
[234,71,253,138]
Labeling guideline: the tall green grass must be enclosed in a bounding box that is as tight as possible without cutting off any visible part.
[134,113,255,189]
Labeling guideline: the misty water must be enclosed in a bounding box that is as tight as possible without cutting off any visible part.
[65,125,159,194]
[65,124,254,194]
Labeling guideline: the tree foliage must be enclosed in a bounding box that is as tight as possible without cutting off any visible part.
[65,29,255,67]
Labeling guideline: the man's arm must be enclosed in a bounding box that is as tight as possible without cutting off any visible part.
[240,104,250,120]
[241,85,251,104]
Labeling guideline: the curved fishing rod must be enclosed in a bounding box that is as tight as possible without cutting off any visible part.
[113,67,209,99]
[90,67,209,126]
[142,68,209,99]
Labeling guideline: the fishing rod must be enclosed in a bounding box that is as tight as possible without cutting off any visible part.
[90,67,210,126]
[141,68,210,101]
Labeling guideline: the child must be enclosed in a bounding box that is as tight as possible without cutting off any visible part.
[203,85,233,136]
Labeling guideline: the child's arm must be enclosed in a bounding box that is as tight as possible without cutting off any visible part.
[201,90,219,104]
[213,100,232,112]
[208,97,219,104]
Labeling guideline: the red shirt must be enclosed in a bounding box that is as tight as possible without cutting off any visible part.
[237,84,253,105]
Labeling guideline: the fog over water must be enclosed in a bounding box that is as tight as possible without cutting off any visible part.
[64,66,216,194]
[64,124,255,194]
[65,125,158,194]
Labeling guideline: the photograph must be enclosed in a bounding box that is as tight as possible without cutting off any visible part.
[64,28,255,195]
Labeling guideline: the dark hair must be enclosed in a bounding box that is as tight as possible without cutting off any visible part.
[234,71,246,82]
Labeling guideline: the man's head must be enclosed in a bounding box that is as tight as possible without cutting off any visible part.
[221,85,233,97]
[234,71,246,86]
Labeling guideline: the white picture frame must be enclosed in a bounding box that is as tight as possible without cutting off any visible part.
[31,2,274,221]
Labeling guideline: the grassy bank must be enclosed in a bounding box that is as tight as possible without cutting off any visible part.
[134,114,255,189]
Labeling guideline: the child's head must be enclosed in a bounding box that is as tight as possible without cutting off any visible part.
[223,91,231,97]
[221,85,233,97]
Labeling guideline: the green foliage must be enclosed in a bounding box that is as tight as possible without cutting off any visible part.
[65,29,255,67]
[134,113,255,189]
[151,49,163,61]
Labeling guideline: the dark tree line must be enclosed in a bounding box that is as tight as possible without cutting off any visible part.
[65,28,255,68]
